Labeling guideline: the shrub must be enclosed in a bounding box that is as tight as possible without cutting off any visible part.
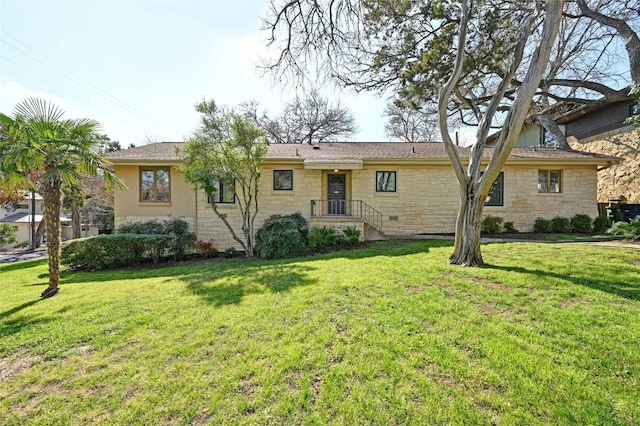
[607,216,640,240]
[592,215,610,233]
[117,218,195,260]
[0,223,18,246]
[550,216,571,233]
[481,215,503,234]
[503,221,519,233]
[61,234,173,270]
[308,226,343,250]
[342,226,361,245]
[224,247,235,258]
[15,240,29,248]
[533,217,552,233]
[117,219,164,235]
[570,214,592,233]
[195,240,218,258]
[254,213,308,259]
[163,218,197,260]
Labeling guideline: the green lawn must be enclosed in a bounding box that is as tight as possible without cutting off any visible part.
[1,240,639,425]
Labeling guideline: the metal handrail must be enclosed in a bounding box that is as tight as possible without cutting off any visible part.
[310,200,383,231]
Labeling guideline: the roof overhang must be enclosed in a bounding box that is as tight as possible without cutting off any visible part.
[303,159,363,170]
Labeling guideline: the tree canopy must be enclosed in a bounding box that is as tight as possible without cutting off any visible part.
[0,98,125,296]
[244,90,357,143]
[262,0,565,265]
[178,99,269,257]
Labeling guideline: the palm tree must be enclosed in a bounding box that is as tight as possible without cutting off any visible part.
[0,98,125,297]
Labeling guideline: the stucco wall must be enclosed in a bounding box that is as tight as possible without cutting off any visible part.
[114,161,601,249]
[113,164,196,230]
[569,127,640,203]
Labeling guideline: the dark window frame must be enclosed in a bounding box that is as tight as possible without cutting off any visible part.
[628,102,640,118]
[207,180,236,204]
[140,167,171,202]
[376,171,397,193]
[485,171,504,207]
[538,170,562,193]
[273,170,294,191]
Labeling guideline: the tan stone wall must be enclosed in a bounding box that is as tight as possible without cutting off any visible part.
[114,161,601,249]
[569,127,640,203]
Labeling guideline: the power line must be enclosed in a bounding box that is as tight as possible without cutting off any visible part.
[0,29,183,136]
[1,56,163,137]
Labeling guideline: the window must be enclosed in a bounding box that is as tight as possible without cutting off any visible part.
[273,170,293,190]
[485,172,504,206]
[541,129,556,147]
[538,170,561,193]
[629,102,640,117]
[207,180,235,204]
[140,167,170,202]
[376,171,396,192]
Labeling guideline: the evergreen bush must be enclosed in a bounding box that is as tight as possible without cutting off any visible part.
[61,234,173,270]
[533,217,552,233]
[570,214,592,233]
[308,226,343,249]
[550,216,571,233]
[481,215,503,234]
[254,213,308,259]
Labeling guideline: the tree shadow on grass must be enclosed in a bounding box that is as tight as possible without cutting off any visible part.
[486,264,640,301]
[0,258,47,273]
[0,299,41,320]
[53,239,444,287]
[0,299,54,339]
[176,262,319,307]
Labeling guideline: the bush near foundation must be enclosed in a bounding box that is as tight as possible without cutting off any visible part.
[116,218,195,260]
[570,214,593,233]
[62,234,173,270]
[254,213,308,259]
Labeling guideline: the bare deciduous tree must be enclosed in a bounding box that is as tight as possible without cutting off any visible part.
[262,0,565,265]
[245,90,357,143]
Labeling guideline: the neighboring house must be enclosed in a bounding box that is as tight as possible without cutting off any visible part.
[107,142,615,249]
[0,192,99,248]
[489,98,639,206]
[0,193,46,247]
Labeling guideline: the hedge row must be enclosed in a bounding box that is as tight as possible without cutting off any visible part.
[61,234,174,270]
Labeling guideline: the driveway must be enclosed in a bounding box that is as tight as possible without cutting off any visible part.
[0,247,48,264]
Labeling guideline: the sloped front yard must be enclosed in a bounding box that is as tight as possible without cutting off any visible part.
[1,240,639,425]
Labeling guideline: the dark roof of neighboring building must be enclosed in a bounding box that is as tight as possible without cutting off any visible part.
[106,141,618,166]
[0,212,70,223]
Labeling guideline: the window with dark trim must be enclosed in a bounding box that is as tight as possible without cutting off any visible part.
[629,102,640,118]
[273,170,293,190]
[376,171,396,192]
[207,180,235,204]
[485,172,504,206]
[538,170,562,193]
[140,167,170,202]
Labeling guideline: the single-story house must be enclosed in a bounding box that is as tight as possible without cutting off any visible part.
[107,142,617,249]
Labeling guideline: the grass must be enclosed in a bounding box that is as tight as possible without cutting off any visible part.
[1,239,639,425]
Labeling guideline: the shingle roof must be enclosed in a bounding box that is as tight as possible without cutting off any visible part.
[0,212,70,223]
[106,141,618,165]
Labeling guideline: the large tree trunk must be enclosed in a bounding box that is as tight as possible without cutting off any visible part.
[71,199,81,239]
[450,187,485,266]
[538,112,569,149]
[34,218,46,248]
[41,180,63,298]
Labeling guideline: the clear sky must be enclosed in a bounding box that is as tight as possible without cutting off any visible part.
[0,0,390,146]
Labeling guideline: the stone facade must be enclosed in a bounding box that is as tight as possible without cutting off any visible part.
[114,160,602,250]
[109,142,613,250]
[569,127,640,203]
